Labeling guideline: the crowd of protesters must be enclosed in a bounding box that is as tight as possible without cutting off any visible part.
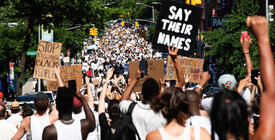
[0,16,274,140]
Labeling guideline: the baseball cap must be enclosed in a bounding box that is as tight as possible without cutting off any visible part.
[73,97,82,107]
[11,101,20,109]
[218,74,237,91]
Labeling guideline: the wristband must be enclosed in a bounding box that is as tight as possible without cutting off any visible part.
[196,84,203,90]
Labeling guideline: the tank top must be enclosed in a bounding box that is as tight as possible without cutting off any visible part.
[30,115,50,140]
[54,119,82,140]
[158,125,191,140]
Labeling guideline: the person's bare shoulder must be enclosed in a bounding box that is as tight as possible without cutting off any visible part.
[20,116,31,130]
[42,124,57,140]
[200,127,211,140]
[146,130,162,140]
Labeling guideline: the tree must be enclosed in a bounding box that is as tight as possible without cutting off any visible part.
[1,0,126,95]
[203,0,275,79]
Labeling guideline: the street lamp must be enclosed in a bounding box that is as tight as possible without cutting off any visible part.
[136,2,155,23]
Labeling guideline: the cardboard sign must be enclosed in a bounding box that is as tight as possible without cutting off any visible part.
[47,65,83,91]
[152,1,203,56]
[129,60,164,92]
[33,40,62,80]
[92,80,100,86]
[166,56,204,83]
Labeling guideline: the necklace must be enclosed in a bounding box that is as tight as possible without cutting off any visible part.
[60,119,74,123]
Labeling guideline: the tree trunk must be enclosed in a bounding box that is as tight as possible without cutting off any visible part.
[16,18,33,95]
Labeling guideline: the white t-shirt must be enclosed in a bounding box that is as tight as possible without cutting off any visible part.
[0,120,17,140]
[185,115,211,134]
[119,100,167,140]
[202,88,251,113]
[7,113,23,128]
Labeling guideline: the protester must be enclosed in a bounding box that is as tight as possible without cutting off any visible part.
[7,101,22,129]
[147,87,210,140]
[0,102,17,140]
[98,68,126,140]
[119,45,186,140]
[42,67,96,140]
[72,77,100,140]
[12,93,58,140]
[245,16,275,139]
[210,89,249,140]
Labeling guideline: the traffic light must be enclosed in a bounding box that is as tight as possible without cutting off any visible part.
[135,21,139,27]
[89,27,98,36]
[186,0,201,5]
[121,21,125,26]
[89,28,94,36]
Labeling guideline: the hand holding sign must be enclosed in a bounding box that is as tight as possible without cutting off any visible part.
[168,45,179,60]
[152,1,202,56]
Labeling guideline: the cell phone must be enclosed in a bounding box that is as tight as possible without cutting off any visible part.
[139,60,148,77]
[68,80,77,93]
[112,64,120,78]
[251,69,259,85]
[241,31,249,40]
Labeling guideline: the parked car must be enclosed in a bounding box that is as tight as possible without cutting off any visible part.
[16,91,57,109]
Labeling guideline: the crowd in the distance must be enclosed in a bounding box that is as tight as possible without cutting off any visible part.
[0,16,274,140]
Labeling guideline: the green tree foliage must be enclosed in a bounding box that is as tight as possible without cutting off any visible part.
[1,0,128,94]
[203,0,274,79]
[104,0,161,22]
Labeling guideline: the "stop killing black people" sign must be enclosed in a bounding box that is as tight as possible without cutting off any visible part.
[152,1,202,56]
[33,40,62,81]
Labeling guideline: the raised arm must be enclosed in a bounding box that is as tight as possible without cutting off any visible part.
[194,71,211,97]
[55,66,64,87]
[75,88,95,133]
[85,77,94,108]
[246,16,275,140]
[98,68,114,114]
[168,46,185,88]
[240,35,253,76]
[246,16,275,93]
[237,77,253,94]
[119,70,141,103]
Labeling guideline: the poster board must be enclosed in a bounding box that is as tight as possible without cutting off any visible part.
[92,80,100,86]
[33,40,62,80]
[47,64,83,91]
[166,56,204,83]
[129,60,164,92]
[152,1,203,57]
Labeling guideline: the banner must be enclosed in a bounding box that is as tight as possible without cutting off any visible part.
[47,64,83,91]
[33,40,62,81]
[9,62,15,80]
[166,56,204,83]
[129,60,164,92]
[152,1,203,56]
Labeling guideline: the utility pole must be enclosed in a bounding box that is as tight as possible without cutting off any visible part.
[38,25,41,92]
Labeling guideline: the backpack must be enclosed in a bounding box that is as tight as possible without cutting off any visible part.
[121,102,141,140]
